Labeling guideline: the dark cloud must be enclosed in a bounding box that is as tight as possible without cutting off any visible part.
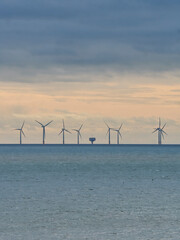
[0,0,180,81]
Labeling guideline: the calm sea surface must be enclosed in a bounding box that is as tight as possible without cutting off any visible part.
[0,145,180,240]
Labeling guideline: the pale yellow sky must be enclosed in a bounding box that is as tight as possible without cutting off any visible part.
[0,70,180,144]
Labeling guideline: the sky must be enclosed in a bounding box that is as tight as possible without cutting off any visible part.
[0,0,180,144]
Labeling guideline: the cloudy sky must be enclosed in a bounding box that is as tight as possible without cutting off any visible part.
[0,0,180,144]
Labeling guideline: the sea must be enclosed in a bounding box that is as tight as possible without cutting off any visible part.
[0,144,180,240]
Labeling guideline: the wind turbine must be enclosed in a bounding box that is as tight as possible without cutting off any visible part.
[113,123,123,144]
[35,120,53,144]
[104,122,113,144]
[58,120,71,144]
[72,124,83,144]
[15,121,25,144]
[152,118,167,145]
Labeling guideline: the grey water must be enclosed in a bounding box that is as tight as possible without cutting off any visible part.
[0,145,180,240]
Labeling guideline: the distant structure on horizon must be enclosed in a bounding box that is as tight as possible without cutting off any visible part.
[58,120,71,144]
[72,124,83,144]
[35,120,53,144]
[113,123,123,144]
[15,121,25,144]
[89,137,96,144]
[152,118,167,145]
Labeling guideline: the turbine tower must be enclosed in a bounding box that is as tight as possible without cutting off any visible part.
[58,120,71,144]
[113,123,123,144]
[152,118,167,145]
[15,121,25,144]
[72,124,83,144]
[104,122,113,144]
[35,120,53,144]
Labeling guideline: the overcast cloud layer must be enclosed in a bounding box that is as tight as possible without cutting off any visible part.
[0,0,180,81]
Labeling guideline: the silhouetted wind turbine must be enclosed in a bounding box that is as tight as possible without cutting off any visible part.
[104,122,113,144]
[15,121,25,144]
[152,118,167,145]
[72,124,83,144]
[35,120,53,144]
[113,123,123,144]
[58,120,71,144]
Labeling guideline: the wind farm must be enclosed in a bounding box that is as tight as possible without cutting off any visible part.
[10,118,172,145]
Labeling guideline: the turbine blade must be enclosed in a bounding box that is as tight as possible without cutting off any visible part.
[162,123,166,130]
[72,129,78,132]
[104,121,109,129]
[119,132,122,139]
[45,120,53,127]
[119,123,123,131]
[162,130,167,135]
[22,130,26,137]
[152,128,158,133]
[58,130,63,135]
[112,128,117,131]
[65,129,71,134]
[79,132,82,138]
[106,129,109,136]
[79,124,83,131]
[35,120,43,126]
[21,121,25,130]
[63,119,65,129]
